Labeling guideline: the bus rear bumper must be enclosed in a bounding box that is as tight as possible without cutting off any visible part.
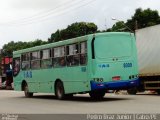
[90,79,139,91]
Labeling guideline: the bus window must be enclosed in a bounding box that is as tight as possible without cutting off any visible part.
[31,51,40,69]
[53,46,66,67]
[13,58,20,76]
[31,51,40,60]
[66,43,80,66]
[21,53,30,70]
[80,42,87,65]
[41,49,52,69]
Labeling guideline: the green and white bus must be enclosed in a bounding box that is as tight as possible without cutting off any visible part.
[13,32,139,99]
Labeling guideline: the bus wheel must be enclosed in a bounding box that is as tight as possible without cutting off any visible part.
[55,81,65,100]
[127,88,137,95]
[157,90,160,95]
[89,90,105,100]
[66,94,73,99]
[24,84,33,98]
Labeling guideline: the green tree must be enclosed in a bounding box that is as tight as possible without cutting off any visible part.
[49,22,98,43]
[126,8,160,31]
[107,8,160,32]
[2,39,47,56]
[109,21,126,32]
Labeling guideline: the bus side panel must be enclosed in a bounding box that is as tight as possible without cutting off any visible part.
[21,66,89,94]
[13,71,23,91]
[62,66,89,94]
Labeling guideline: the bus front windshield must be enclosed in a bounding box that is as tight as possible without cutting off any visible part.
[94,34,133,59]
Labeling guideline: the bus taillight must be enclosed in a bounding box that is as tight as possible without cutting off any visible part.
[112,76,121,81]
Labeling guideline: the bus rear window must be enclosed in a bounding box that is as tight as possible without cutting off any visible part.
[95,35,132,59]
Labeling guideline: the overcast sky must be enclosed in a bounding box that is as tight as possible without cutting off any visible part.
[0,0,160,48]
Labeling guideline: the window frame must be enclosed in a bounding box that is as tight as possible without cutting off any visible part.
[52,46,66,68]
[21,53,30,70]
[13,57,20,77]
[66,43,80,67]
[41,49,52,69]
[20,40,87,70]
[30,51,41,70]
[80,41,87,65]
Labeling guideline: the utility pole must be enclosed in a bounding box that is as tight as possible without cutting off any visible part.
[105,18,107,30]
[135,20,138,30]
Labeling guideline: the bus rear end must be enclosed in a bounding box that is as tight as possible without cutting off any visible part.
[90,32,139,96]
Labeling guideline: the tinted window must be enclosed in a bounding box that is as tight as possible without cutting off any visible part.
[22,53,30,61]
[13,58,20,76]
[22,53,30,70]
[53,46,66,67]
[66,44,79,66]
[41,49,52,69]
[41,49,50,59]
[31,60,40,69]
[80,42,87,65]
[31,51,40,60]
[31,51,40,69]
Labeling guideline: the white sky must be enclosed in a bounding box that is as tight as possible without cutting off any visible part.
[0,0,160,48]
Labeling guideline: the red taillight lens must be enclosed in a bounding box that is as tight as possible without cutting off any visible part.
[112,76,121,81]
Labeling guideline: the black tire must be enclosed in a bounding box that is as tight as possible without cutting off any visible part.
[24,83,33,98]
[89,90,105,100]
[65,94,74,99]
[157,90,160,95]
[127,88,137,95]
[55,81,66,100]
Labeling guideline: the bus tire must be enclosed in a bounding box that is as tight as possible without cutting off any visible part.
[89,90,105,100]
[55,81,66,100]
[157,90,160,95]
[66,94,73,99]
[127,88,137,95]
[24,83,33,98]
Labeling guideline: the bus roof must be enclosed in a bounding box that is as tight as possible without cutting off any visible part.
[13,32,132,55]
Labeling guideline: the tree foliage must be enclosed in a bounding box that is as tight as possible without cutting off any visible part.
[2,39,47,56]
[48,22,97,43]
[108,8,160,32]
[2,8,160,56]
[107,21,126,32]
[126,8,160,31]
[2,22,97,56]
